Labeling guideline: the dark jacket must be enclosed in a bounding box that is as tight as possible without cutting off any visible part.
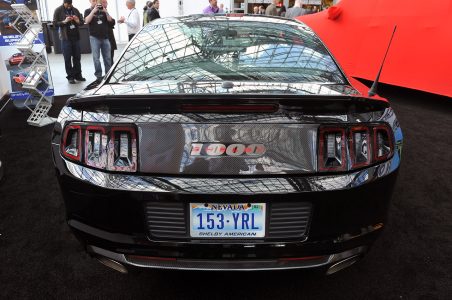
[147,7,160,23]
[107,18,117,50]
[53,5,83,41]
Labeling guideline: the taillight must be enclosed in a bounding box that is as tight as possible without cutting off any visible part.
[373,125,393,162]
[318,127,347,172]
[61,123,138,172]
[85,126,107,169]
[61,125,81,161]
[349,126,371,169]
[109,127,137,172]
[318,124,393,172]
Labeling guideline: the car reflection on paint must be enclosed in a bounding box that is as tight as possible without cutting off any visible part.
[52,14,403,275]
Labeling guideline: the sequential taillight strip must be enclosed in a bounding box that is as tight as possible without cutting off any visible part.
[349,126,371,169]
[318,127,347,172]
[61,125,82,161]
[61,123,138,173]
[318,123,394,172]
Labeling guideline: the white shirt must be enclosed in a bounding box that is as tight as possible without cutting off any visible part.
[125,7,140,35]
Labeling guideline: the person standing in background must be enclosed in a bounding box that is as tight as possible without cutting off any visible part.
[143,1,151,25]
[203,0,220,14]
[285,0,307,19]
[265,0,278,16]
[53,0,85,84]
[147,0,160,22]
[118,0,140,41]
[102,0,117,65]
[278,4,286,17]
[85,0,112,82]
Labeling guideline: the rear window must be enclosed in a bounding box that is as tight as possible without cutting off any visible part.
[109,17,346,84]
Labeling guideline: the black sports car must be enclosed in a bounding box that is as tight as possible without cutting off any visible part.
[52,15,403,274]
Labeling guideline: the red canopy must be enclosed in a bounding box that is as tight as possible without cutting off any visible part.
[299,0,452,98]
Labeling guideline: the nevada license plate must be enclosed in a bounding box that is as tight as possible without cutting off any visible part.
[190,203,266,238]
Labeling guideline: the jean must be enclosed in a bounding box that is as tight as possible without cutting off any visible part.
[61,39,82,80]
[89,36,111,80]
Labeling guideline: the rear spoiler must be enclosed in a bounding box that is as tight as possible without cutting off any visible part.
[66,94,390,114]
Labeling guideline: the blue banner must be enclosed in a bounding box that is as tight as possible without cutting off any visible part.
[0,33,44,47]
[10,88,54,100]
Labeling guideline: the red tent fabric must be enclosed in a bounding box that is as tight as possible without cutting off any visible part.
[299,0,452,98]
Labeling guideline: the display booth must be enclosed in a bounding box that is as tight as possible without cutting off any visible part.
[0,0,54,127]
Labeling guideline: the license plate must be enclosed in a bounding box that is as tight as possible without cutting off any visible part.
[190,203,266,238]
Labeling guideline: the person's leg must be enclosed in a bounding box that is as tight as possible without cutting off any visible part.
[89,36,102,80]
[61,40,74,81]
[72,39,84,81]
[100,38,111,77]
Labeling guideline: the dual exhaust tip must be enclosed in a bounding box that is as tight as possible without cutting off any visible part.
[96,257,128,274]
[326,255,362,275]
[94,254,362,275]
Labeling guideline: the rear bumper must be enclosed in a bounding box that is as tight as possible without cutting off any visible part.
[57,173,396,267]
[54,143,399,270]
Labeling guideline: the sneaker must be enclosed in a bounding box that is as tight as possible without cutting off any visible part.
[68,78,76,84]
[75,76,86,82]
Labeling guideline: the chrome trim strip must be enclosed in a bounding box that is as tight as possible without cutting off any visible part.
[86,245,367,271]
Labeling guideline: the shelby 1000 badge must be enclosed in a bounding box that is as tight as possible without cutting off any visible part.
[190,203,266,238]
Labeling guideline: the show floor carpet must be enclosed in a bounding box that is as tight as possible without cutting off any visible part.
[0,85,451,299]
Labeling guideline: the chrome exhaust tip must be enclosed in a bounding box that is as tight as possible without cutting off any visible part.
[326,255,361,275]
[96,257,128,274]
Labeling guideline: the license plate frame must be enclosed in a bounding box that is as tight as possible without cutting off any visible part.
[189,203,266,238]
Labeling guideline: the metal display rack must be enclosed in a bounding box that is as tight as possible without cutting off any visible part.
[11,4,55,127]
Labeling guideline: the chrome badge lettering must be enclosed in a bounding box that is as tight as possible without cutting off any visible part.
[190,143,266,157]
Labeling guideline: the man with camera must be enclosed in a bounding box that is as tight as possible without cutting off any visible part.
[84,0,114,83]
[53,0,85,84]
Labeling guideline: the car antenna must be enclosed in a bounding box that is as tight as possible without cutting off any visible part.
[368,25,397,97]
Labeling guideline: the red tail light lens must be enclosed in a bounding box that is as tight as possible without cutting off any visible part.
[318,127,347,172]
[373,125,393,162]
[61,125,81,161]
[108,127,137,172]
[85,126,108,169]
[61,123,138,172]
[319,124,394,172]
[349,126,371,169]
